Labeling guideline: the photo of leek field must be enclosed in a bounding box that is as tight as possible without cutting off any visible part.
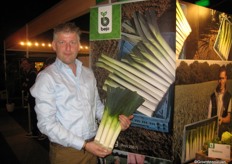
[91,0,175,161]
[173,60,232,161]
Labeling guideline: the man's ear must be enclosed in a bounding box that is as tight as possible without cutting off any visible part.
[52,41,56,51]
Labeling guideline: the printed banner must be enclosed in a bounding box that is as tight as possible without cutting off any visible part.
[90,4,121,40]
[91,0,176,161]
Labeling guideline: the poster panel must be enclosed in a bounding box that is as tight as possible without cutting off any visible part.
[90,0,176,161]
[174,59,232,163]
[174,1,232,162]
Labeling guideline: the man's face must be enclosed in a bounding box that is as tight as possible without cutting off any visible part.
[21,60,31,71]
[52,32,80,66]
[218,71,227,90]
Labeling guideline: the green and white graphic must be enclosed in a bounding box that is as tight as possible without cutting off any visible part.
[90,4,121,40]
[98,5,112,34]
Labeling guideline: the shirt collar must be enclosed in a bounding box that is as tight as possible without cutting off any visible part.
[55,57,83,77]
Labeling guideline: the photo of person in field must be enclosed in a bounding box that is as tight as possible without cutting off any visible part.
[208,65,232,139]
[173,60,232,160]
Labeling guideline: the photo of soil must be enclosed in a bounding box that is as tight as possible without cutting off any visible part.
[116,126,173,160]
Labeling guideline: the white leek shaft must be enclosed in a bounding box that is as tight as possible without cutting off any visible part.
[108,122,122,150]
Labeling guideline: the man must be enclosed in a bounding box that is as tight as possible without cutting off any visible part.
[30,22,132,164]
[20,58,40,137]
[208,65,231,139]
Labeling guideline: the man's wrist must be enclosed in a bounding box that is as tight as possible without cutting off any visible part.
[82,141,87,151]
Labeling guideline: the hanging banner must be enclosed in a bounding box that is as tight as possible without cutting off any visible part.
[90,4,121,40]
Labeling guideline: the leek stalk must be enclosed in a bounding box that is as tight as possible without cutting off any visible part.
[94,86,144,150]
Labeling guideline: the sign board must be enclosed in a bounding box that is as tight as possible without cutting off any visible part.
[208,143,231,160]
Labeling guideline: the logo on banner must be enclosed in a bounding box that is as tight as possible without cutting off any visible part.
[98,6,112,33]
[90,4,121,40]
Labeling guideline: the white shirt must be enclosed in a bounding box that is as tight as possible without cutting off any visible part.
[30,58,104,150]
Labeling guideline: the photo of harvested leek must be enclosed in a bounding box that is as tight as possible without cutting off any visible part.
[213,16,232,60]
[176,0,192,59]
[91,0,174,159]
[96,9,175,117]
[182,116,217,163]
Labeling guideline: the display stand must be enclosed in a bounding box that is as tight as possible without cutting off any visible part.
[22,90,32,135]
[27,103,32,135]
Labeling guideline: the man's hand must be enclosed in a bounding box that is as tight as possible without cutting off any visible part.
[219,116,223,125]
[119,114,134,131]
[85,141,112,158]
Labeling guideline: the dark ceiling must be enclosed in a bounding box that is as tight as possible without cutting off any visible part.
[0,0,231,53]
[0,0,61,52]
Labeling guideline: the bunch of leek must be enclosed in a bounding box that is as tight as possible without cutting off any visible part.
[94,86,144,150]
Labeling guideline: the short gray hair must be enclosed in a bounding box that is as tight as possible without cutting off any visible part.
[53,22,81,40]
